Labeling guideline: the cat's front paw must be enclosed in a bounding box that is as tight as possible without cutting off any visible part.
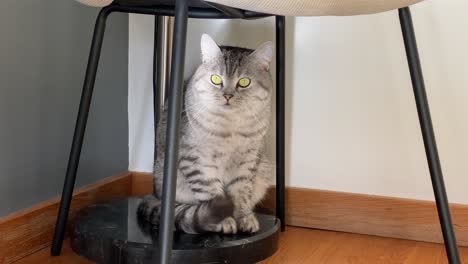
[218,217,238,234]
[237,213,259,233]
[137,195,161,226]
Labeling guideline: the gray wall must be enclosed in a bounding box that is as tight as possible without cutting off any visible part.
[0,1,129,216]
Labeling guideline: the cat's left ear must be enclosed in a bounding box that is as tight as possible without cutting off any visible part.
[201,34,222,64]
[249,41,274,71]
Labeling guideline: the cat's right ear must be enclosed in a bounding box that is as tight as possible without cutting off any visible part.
[201,34,222,64]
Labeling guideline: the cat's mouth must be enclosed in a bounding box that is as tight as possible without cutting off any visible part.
[219,98,237,108]
[222,99,233,106]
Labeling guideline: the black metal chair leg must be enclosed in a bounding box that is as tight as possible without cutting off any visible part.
[51,7,112,256]
[153,16,160,160]
[399,7,461,264]
[275,16,286,232]
[153,15,162,161]
[158,0,189,263]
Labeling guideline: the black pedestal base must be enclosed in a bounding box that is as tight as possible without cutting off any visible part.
[71,197,280,264]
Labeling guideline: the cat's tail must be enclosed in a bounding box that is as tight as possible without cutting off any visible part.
[137,194,234,234]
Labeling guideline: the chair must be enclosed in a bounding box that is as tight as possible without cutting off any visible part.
[53,0,460,264]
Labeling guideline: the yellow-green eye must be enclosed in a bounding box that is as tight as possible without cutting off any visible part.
[238,77,251,88]
[210,74,223,85]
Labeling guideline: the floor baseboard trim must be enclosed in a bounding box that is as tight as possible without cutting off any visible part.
[261,186,468,246]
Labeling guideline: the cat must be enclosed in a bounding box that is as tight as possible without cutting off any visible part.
[138,34,274,234]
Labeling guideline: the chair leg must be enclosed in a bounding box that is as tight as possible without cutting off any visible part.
[157,0,189,263]
[275,16,286,232]
[399,7,461,264]
[51,7,112,256]
[153,15,162,160]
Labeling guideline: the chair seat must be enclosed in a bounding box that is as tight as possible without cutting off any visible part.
[75,0,210,8]
[115,0,209,8]
[206,0,425,16]
[76,0,270,19]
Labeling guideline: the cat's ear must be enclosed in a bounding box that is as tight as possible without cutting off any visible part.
[249,41,274,71]
[201,34,222,64]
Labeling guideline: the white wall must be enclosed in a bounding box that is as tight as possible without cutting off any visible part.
[129,0,468,204]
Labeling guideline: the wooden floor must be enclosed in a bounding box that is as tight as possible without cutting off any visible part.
[15,227,468,264]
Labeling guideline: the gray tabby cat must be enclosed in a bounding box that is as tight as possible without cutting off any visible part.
[138,34,274,234]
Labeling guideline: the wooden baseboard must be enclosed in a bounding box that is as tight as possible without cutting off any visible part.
[261,187,468,246]
[2,171,468,263]
[130,172,468,246]
[131,171,153,195]
[0,172,133,264]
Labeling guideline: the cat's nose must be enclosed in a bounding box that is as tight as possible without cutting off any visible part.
[223,94,234,101]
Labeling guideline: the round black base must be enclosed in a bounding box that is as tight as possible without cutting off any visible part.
[71,197,280,264]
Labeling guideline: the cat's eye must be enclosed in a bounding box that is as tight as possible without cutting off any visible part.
[210,74,223,85]
[238,77,251,88]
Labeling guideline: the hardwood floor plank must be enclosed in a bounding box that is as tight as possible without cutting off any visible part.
[16,228,468,264]
[259,227,468,264]
[14,240,91,264]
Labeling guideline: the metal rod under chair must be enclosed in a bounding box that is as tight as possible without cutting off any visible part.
[399,7,461,264]
[154,15,172,189]
[51,7,112,256]
[153,16,167,160]
[162,17,173,104]
[157,0,189,263]
[153,16,161,160]
[275,16,286,232]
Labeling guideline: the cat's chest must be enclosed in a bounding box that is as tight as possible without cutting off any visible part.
[196,137,255,164]
[199,134,253,154]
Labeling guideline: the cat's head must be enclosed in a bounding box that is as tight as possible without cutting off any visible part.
[187,34,273,114]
